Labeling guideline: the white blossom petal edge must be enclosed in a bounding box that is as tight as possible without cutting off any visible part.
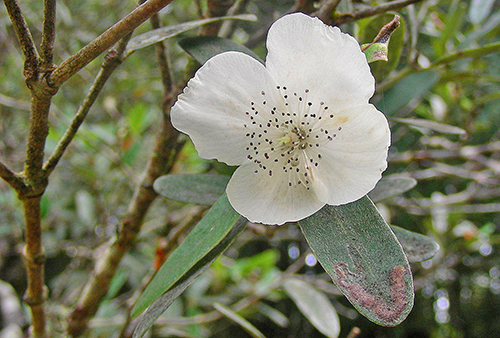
[171,13,391,225]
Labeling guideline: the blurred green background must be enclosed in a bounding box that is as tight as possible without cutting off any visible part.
[1,0,500,337]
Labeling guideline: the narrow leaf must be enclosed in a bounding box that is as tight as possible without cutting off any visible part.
[132,215,246,337]
[125,14,257,56]
[132,194,242,318]
[390,226,440,263]
[468,0,495,24]
[179,36,263,65]
[154,174,230,205]
[213,302,267,338]
[299,196,414,327]
[257,303,290,328]
[377,70,439,115]
[283,278,340,338]
[369,176,417,202]
[391,117,467,135]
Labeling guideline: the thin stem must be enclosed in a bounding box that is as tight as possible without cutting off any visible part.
[346,327,362,338]
[43,36,132,176]
[3,0,39,79]
[0,161,25,191]
[334,0,423,25]
[67,7,184,330]
[0,92,31,111]
[312,0,342,23]
[67,78,182,338]
[22,196,47,338]
[429,41,500,69]
[150,13,173,92]
[39,0,57,71]
[48,0,174,88]
[377,41,500,93]
[199,0,234,36]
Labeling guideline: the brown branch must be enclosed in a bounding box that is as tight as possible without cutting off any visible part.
[0,161,25,191]
[67,15,181,334]
[3,0,39,80]
[334,0,423,26]
[150,13,173,92]
[48,0,174,88]
[199,0,234,36]
[43,36,132,176]
[23,91,52,193]
[22,196,47,338]
[312,0,341,23]
[67,111,181,337]
[39,0,57,71]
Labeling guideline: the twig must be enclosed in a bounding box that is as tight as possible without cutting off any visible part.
[199,0,234,36]
[67,27,182,338]
[39,0,57,71]
[48,0,174,88]
[0,92,31,111]
[219,0,250,38]
[43,36,133,176]
[347,327,362,338]
[312,0,342,23]
[3,0,39,80]
[0,161,25,192]
[67,114,181,337]
[429,41,500,69]
[334,0,423,26]
[150,13,173,92]
[381,41,499,91]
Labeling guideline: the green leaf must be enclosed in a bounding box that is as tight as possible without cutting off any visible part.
[377,70,439,115]
[256,303,289,328]
[390,226,440,263]
[125,14,257,56]
[283,278,340,338]
[132,207,246,338]
[369,176,417,202]
[391,117,467,135]
[213,302,267,338]
[154,174,230,205]
[179,36,263,65]
[434,3,467,57]
[361,43,389,63]
[131,194,244,319]
[299,196,414,327]
[468,0,495,24]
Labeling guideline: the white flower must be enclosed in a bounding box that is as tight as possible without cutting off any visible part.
[171,13,390,225]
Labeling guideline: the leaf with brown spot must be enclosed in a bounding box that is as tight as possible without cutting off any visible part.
[299,196,414,326]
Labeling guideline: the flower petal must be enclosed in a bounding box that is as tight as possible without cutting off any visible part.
[226,163,325,225]
[171,52,280,165]
[311,104,390,205]
[265,13,374,109]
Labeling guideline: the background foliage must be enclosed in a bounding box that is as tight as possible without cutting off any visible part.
[1,0,500,337]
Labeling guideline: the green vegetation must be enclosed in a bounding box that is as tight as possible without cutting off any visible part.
[0,0,499,337]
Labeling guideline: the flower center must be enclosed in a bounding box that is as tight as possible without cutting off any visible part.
[242,86,341,189]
